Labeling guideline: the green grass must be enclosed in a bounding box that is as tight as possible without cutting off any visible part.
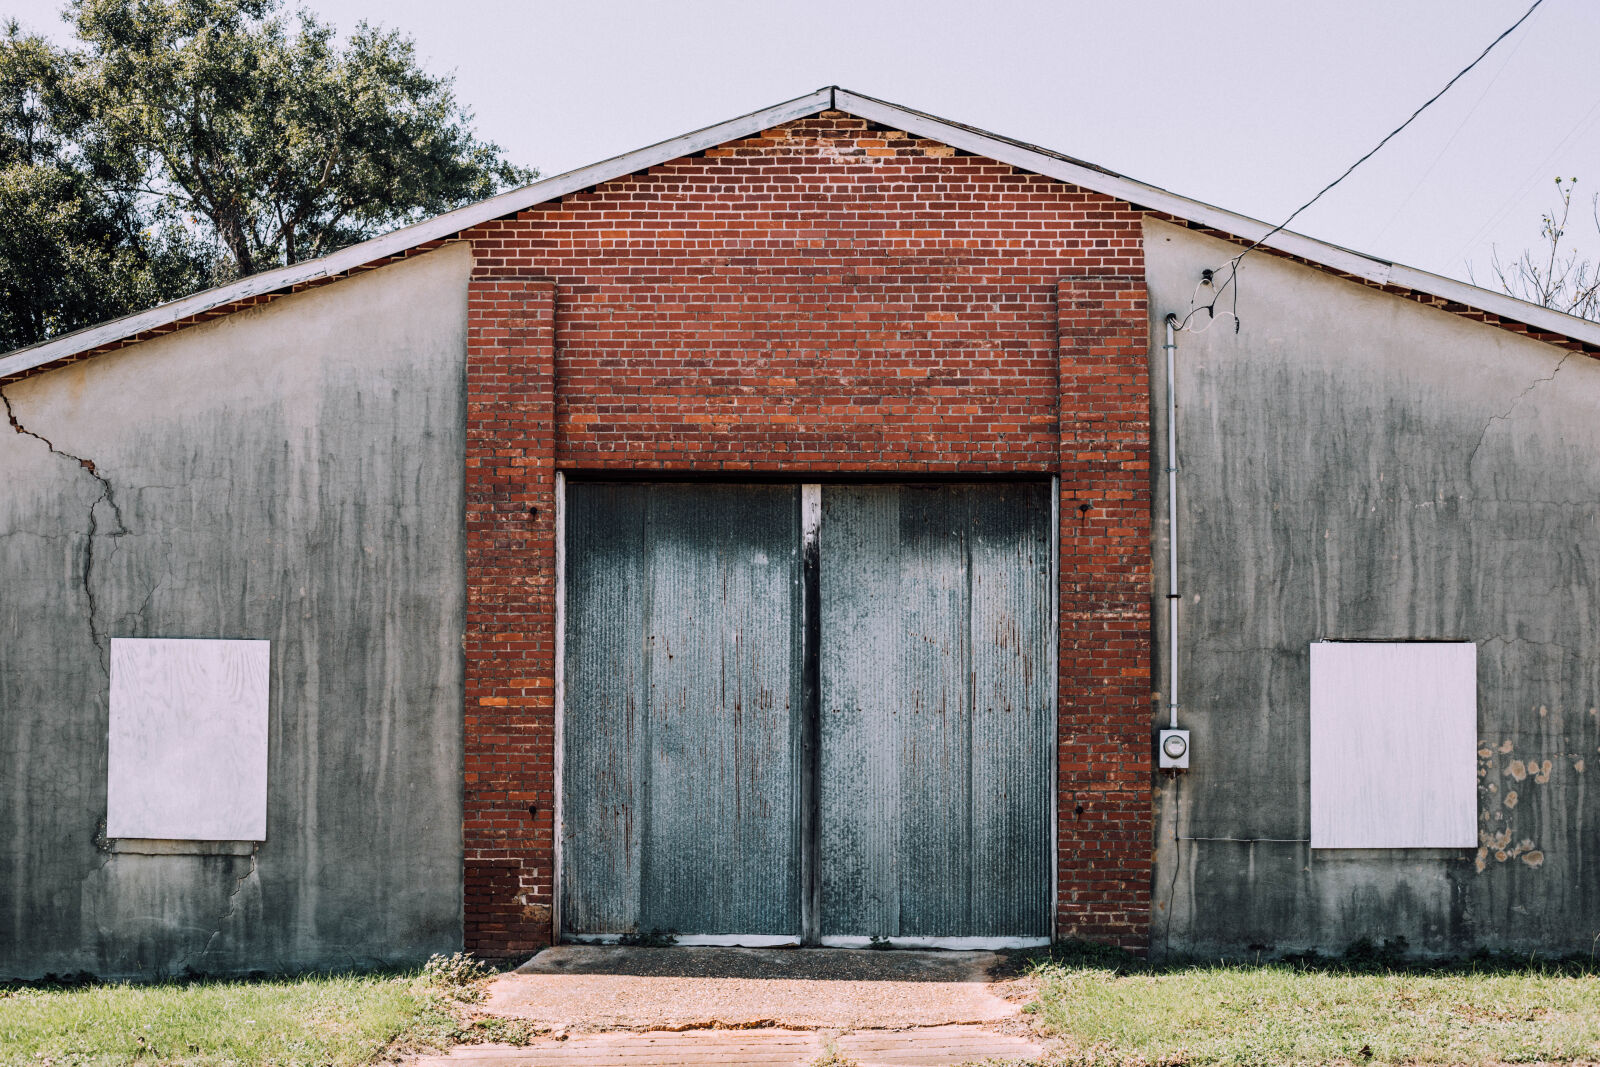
[0,954,538,1067]
[1025,943,1600,1066]
[11,945,1600,1067]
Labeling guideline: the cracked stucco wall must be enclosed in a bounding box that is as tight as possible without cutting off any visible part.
[1146,218,1600,956]
[0,243,470,978]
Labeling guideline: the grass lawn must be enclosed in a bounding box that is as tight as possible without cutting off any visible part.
[1025,942,1600,1066]
[8,946,1600,1067]
[0,954,535,1067]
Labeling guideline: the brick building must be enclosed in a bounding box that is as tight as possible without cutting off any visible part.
[5,89,1599,977]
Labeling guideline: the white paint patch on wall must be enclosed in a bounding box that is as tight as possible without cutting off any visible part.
[1310,641,1477,849]
[107,638,270,841]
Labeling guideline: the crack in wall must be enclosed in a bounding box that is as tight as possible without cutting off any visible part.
[1466,351,1577,474]
[2,386,129,673]
[121,573,166,634]
[187,852,258,974]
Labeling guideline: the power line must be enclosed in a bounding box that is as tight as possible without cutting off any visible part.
[1368,4,1539,249]
[1180,0,1547,332]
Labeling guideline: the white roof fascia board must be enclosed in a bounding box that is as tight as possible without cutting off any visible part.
[835,89,1600,350]
[1382,260,1600,347]
[0,88,835,380]
[5,85,1598,378]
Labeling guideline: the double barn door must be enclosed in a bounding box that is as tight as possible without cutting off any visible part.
[560,482,1053,945]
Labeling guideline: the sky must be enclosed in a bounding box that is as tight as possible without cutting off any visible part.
[8,0,1599,287]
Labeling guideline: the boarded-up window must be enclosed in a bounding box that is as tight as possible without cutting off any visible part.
[107,638,270,841]
[1309,641,1477,849]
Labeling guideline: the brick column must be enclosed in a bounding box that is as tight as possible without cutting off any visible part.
[1055,276,1154,951]
[464,277,557,958]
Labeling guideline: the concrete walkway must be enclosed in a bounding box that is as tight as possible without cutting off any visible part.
[409,946,1044,1066]
[420,1027,1041,1066]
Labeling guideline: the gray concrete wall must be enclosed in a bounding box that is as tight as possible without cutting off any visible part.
[0,244,471,978]
[1145,218,1600,958]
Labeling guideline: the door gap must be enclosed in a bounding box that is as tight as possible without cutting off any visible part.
[799,483,822,946]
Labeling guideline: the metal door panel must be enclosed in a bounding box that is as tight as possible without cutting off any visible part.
[819,484,1052,938]
[815,488,902,935]
[965,491,1054,935]
[560,485,648,934]
[562,483,802,937]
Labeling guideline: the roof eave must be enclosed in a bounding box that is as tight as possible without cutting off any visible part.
[4,83,1597,379]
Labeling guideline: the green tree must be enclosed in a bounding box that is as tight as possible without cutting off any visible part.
[70,0,535,277]
[0,0,535,350]
[0,21,208,349]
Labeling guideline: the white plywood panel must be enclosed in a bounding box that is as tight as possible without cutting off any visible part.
[107,638,270,841]
[1310,642,1477,848]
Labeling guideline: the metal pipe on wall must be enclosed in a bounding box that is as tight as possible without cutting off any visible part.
[1164,314,1180,732]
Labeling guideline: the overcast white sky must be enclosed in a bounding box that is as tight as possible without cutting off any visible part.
[8,0,1598,286]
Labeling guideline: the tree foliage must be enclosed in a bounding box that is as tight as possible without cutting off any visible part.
[0,21,208,348]
[0,0,534,351]
[1485,177,1600,322]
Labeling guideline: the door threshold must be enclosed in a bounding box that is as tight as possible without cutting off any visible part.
[821,935,1051,951]
[562,933,802,948]
[559,934,1050,951]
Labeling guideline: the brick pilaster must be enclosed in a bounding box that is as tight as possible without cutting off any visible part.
[463,277,557,957]
[1056,276,1154,950]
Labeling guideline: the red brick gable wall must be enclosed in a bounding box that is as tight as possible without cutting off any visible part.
[462,111,1152,955]
[469,113,1141,472]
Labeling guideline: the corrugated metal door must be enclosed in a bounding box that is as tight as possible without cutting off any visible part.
[562,480,1051,943]
[561,483,804,939]
[818,484,1053,939]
